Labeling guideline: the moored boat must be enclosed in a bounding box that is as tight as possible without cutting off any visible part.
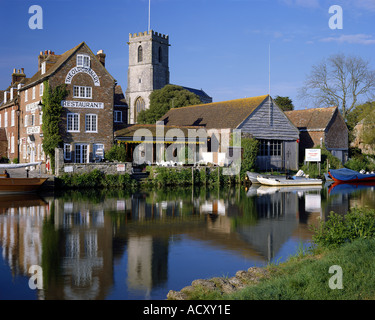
[256,176,322,186]
[0,177,48,194]
[328,168,375,183]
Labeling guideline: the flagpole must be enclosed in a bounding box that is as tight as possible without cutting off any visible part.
[148,0,151,31]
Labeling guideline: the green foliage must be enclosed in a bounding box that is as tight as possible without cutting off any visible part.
[274,96,294,111]
[240,137,259,178]
[105,144,127,162]
[346,101,375,144]
[12,158,19,164]
[41,81,69,173]
[137,85,202,124]
[0,156,9,163]
[312,208,375,249]
[301,145,343,178]
[56,169,137,189]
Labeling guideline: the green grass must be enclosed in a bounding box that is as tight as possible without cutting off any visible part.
[178,208,375,300]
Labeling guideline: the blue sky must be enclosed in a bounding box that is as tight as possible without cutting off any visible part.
[1,0,374,109]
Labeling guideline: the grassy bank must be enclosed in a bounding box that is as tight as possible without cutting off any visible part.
[168,208,375,300]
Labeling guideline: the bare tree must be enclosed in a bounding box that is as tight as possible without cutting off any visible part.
[298,54,375,120]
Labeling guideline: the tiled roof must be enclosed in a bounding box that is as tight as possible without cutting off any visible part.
[115,124,203,139]
[180,86,212,102]
[284,107,338,130]
[114,85,128,106]
[158,95,269,129]
[22,42,85,89]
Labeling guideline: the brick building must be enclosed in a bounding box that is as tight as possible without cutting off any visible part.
[0,69,28,162]
[285,106,349,164]
[17,42,120,168]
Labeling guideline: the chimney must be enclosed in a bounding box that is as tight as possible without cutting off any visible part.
[12,68,26,85]
[96,50,106,67]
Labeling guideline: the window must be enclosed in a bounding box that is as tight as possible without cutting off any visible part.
[11,110,15,127]
[135,97,145,123]
[75,144,88,163]
[32,86,36,100]
[4,112,8,127]
[23,144,27,159]
[41,62,46,75]
[73,86,92,98]
[31,114,35,126]
[67,113,79,132]
[25,115,28,127]
[39,112,43,125]
[114,110,122,123]
[258,140,282,157]
[64,144,72,161]
[10,135,14,154]
[0,114,2,127]
[138,46,143,63]
[93,144,104,161]
[85,114,97,132]
[40,83,44,96]
[77,54,90,68]
[25,90,28,102]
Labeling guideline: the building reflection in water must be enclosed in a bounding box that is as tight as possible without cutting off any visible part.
[0,184,373,300]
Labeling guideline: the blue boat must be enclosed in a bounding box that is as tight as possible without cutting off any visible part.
[329,168,375,183]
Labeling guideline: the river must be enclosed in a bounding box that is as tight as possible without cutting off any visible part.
[0,182,374,300]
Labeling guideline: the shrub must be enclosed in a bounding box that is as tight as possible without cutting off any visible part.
[312,208,375,249]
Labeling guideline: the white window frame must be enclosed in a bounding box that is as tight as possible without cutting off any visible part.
[4,112,8,128]
[64,144,72,161]
[85,114,97,133]
[93,144,104,161]
[0,114,2,128]
[10,135,15,154]
[11,110,15,127]
[75,144,89,164]
[40,83,44,96]
[32,86,36,100]
[25,115,28,127]
[77,54,90,68]
[39,111,43,125]
[41,62,46,75]
[67,113,80,132]
[73,86,92,99]
[25,89,28,102]
[114,110,122,123]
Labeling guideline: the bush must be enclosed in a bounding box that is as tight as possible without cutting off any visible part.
[105,144,127,162]
[56,169,137,189]
[312,208,375,249]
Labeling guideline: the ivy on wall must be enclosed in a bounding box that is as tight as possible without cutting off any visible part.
[41,81,69,173]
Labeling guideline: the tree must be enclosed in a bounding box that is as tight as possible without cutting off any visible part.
[137,85,202,124]
[346,101,375,145]
[298,54,375,120]
[274,96,294,111]
[360,102,375,148]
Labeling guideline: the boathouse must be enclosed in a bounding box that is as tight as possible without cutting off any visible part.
[128,94,300,171]
[284,107,349,164]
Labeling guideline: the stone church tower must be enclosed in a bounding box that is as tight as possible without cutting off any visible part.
[126,30,170,124]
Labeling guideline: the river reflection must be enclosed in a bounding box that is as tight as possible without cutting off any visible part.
[0,183,374,300]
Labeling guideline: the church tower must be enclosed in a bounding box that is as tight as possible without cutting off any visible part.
[126,30,170,124]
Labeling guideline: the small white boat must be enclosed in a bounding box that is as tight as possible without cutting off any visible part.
[246,171,281,184]
[257,176,322,186]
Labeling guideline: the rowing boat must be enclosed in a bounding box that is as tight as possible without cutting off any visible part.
[256,176,322,186]
[0,177,48,194]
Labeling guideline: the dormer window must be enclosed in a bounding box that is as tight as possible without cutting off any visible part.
[77,54,90,68]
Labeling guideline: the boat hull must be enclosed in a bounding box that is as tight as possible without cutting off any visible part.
[0,178,48,194]
[257,177,322,186]
[328,168,375,183]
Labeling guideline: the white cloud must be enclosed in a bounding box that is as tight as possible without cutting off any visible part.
[320,34,375,45]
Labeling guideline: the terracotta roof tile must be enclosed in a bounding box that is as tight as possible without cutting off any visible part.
[159,95,269,129]
[284,107,337,130]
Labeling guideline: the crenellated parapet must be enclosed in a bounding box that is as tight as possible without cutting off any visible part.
[129,30,169,41]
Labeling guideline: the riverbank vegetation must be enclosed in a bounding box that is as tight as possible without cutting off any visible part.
[55,169,138,189]
[168,207,375,300]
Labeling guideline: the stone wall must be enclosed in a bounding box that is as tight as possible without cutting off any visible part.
[55,147,132,177]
